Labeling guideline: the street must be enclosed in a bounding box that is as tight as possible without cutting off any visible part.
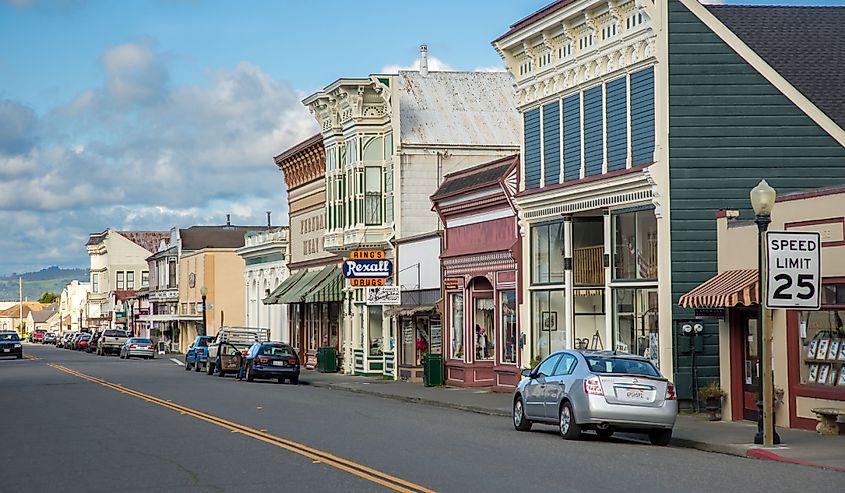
[1,344,842,493]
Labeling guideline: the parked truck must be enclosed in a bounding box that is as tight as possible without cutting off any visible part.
[97,329,130,356]
[205,327,269,377]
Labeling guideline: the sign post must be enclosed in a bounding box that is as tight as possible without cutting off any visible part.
[765,231,821,309]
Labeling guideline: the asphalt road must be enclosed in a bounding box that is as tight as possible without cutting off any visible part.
[2,344,842,493]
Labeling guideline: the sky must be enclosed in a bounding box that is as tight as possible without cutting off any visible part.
[0,0,842,276]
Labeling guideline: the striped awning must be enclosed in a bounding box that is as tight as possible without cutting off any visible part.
[263,270,307,305]
[304,266,344,303]
[679,269,758,309]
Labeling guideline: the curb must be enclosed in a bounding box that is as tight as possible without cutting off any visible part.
[670,437,749,458]
[746,447,845,473]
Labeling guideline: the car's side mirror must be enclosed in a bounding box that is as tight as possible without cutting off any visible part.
[521,368,533,378]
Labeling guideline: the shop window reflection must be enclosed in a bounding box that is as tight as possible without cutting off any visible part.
[501,290,517,364]
[613,288,659,367]
[475,298,495,360]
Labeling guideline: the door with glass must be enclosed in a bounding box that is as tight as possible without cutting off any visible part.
[742,315,760,421]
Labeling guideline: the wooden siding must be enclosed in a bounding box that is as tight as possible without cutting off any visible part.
[524,108,541,189]
[543,101,561,186]
[668,0,845,398]
[631,67,655,166]
[563,94,582,181]
[583,86,604,176]
[606,76,628,171]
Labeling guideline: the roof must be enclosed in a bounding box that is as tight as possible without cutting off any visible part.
[118,231,170,253]
[274,133,323,164]
[432,155,517,201]
[398,71,520,147]
[0,302,45,318]
[30,308,57,323]
[707,5,845,130]
[493,0,577,43]
[179,225,266,251]
[679,269,759,309]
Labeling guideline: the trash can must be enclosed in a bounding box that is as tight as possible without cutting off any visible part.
[423,353,444,387]
[317,346,338,373]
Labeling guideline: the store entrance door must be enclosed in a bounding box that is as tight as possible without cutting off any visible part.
[741,314,760,421]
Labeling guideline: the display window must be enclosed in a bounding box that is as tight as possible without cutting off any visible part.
[798,284,845,388]
[613,209,658,280]
[450,292,464,359]
[368,305,383,356]
[531,220,565,284]
[613,287,659,367]
[573,290,606,350]
[500,290,517,364]
[474,298,495,360]
[532,289,566,359]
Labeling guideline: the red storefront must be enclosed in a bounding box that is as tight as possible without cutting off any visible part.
[432,156,522,390]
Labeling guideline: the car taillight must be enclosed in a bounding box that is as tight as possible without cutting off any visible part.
[147,346,155,350]
[129,344,137,349]
[665,383,676,401]
[256,357,269,364]
[584,376,603,396]
[287,358,298,365]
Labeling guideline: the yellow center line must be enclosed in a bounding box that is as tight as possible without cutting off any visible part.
[47,363,435,493]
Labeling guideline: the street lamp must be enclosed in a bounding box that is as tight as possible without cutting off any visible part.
[200,286,208,337]
[750,179,781,446]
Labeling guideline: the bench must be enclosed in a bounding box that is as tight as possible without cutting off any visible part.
[810,408,845,435]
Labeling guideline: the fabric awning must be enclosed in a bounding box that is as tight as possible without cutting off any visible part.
[263,270,307,305]
[305,266,344,303]
[679,269,758,309]
[277,269,326,304]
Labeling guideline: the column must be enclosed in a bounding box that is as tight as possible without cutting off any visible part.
[563,216,574,349]
[603,210,614,349]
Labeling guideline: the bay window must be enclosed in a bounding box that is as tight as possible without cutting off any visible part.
[365,167,382,225]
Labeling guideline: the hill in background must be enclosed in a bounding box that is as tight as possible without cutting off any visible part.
[0,266,89,301]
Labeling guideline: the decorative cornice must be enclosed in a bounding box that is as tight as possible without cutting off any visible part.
[275,135,325,190]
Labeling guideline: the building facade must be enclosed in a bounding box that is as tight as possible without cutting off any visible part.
[432,155,523,389]
[138,232,179,347]
[237,226,289,342]
[303,61,520,378]
[59,280,90,334]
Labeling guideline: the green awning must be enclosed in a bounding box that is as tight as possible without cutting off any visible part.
[263,270,307,305]
[276,269,324,304]
[305,266,344,303]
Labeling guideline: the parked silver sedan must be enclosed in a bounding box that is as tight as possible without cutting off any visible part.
[512,350,677,445]
[119,338,156,360]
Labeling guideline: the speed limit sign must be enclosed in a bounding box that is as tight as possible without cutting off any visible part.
[766,231,821,309]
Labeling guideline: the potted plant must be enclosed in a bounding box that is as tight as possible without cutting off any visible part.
[698,381,727,421]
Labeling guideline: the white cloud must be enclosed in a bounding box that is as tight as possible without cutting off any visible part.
[0,41,316,274]
[473,65,507,73]
[381,55,455,74]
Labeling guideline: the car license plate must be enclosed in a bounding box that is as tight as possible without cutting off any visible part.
[626,389,645,400]
[272,361,285,367]
[2,349,9,353]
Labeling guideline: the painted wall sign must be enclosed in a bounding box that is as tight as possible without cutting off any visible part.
[344,259,393,279]
[365,286,401,305]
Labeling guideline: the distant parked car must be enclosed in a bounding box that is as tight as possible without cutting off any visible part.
[0,331,23,359]
[44,333,58,345]
[32,330,47,343]
[68,333,83,350]
[184,335,215,372]
[58,333,75,349]
[76,334,92,351]
[241,342,300,384]
[86,332,101,353]
[97,329,129,356]
[119,338,156,360]
[512,350,677,446]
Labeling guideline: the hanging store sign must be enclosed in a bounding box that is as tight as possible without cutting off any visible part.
[365,286,401,305]
[350,250,385,260]
[345,250,391,288]
[766,231,821,309]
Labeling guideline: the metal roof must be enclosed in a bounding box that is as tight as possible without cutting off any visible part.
[398,71,520,147]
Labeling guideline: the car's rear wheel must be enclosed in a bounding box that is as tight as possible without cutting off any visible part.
[185,359,191,371]
[194,361,202,372]
[513,396,532,431]
[246,364,255,382]
[648,429,672,446]
[559,401,581,440]
[206,361,215,375]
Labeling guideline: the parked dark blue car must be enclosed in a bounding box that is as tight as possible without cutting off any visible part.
[241,342,300,384]
[185,335,215,372]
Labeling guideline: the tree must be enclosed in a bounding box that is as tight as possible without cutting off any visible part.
[38,291,59,303]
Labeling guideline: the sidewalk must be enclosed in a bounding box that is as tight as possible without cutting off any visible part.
[302,370,845,473]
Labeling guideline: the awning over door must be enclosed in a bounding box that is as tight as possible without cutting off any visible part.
[263,270,306,305]
[276,269,324,304]
[679,269,758,309]
[305,266,344,303]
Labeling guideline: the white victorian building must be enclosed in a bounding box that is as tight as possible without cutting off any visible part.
[236,226,289,342]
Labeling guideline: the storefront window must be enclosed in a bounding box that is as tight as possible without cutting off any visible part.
[501,290,517,364]
[415,317,430,366]
[532,221,565,284]
[451,293,464,359]
[799,284,845,387]
[329,303,340,349]
[532,289,566,359]
[321,304,330,347]
[613,288,659,367]
[291,304,301,350]
[574,290,606,350]
[368,305,383,356]
[613,209,658,280]
[402,318,414,364]
[474,298,495,360]
[573,218,605,286]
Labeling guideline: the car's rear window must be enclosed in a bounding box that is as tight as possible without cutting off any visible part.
[0,333,19,341]
[132,339,152,344]
[104,330,127,337]
[197,338,210,347]
[585,357,660,377]
[261,345,295,357]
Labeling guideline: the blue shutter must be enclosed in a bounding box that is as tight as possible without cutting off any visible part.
[605,77,628,171]
[630,66,655,165]
[563,95,581,181]
[542,101,560,186]
[583,86,603,176]
[524,108,541,189]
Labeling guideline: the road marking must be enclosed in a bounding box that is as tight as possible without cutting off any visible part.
[170,358,183,366]
[47,363,434,493]
[24,354,39,360]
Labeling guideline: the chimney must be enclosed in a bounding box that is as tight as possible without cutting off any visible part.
[225,214,231,227]
[266,211,272,229]
[419,44,428,76]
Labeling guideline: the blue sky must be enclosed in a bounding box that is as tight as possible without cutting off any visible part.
[0,0,842,276]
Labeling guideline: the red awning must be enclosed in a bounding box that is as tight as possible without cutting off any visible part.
[679,270,758,309]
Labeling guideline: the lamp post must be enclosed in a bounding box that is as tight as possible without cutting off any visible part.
[750,179,781,446]
[200,286,208,337]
